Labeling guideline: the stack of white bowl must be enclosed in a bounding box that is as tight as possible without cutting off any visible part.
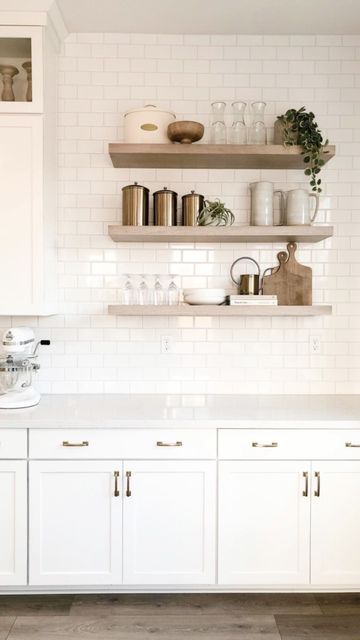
[183,288,227,305]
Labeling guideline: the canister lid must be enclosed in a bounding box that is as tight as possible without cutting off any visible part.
[182,190,204,199]
[124,104,176,118]
[122,181,149,192]
[153,186,178,196]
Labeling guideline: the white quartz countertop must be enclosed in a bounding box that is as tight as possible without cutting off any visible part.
[1,394,360,429]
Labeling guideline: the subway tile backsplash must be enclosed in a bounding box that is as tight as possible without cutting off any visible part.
[8,32,360,394]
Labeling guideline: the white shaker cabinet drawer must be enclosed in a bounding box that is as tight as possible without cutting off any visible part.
[218,429,313,460]
[304,430,360,460]
[29,429,216,459]
[0,430,27,458]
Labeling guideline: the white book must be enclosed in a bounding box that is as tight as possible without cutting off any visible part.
[230,299,278,306]
[229,294,277,301]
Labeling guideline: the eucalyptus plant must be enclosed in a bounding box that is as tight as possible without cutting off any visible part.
[197,199,235,226]
[276,106,328,193]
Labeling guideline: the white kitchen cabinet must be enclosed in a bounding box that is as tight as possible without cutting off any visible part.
[0,114,56,315]
[123,460,216,585]
[311,461,360,586]
[218,461,311,585]
[0,26,43,113]
[0,460,27,586]
[29,461,122,586]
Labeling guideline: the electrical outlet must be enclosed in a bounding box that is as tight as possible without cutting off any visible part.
[161,335,173,354]
[310,335,321,354]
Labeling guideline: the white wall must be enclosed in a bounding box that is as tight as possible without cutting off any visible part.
[16,32,360,394]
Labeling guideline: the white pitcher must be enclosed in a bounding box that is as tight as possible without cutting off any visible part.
[250,181,285,226]
[285,189,319,225]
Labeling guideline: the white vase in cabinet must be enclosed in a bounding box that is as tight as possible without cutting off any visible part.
[0,460,27,586]
[0,115,56,315]
[311,461,360,586]
[123,460,216,585]
[218,461,311,585]
[29,461,123,586]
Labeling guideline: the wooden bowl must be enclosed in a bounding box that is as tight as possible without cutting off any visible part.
[167,121,204,144]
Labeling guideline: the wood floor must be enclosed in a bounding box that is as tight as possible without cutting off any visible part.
[0,593,359,639]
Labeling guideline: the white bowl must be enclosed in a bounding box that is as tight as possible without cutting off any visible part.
[183,288,227,305]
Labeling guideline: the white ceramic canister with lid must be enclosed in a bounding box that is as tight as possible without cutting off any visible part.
[124,104,176,143]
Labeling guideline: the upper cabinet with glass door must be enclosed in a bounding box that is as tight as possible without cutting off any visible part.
[0,26,43,113]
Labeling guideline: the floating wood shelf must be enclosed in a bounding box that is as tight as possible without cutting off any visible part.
[108,143,335,170]
[108,305,332,317]
[109,225,333,244]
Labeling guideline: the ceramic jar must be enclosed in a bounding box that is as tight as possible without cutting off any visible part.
[284,189,320,225]
[250,181,285,226]
[124,104,176,143]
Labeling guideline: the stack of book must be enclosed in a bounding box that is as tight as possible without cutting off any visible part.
[227,295,278,306]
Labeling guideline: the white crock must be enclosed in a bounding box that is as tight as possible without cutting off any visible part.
[124,104,176,143]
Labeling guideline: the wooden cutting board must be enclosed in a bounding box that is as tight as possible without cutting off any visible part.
[262,242,312,305]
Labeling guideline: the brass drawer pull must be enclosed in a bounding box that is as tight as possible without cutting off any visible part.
[62,441,89,447]
[345,442,360,448]
[252,442,278,448]
[156,441,183,447]
[302,471,309,497]
[113,471,120,497]
[314,471,321,497]
[126,471,132,497]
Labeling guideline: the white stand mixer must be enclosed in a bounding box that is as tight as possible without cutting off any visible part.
[0,327,50,409]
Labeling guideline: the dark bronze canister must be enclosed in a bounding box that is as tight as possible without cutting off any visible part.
[182,190,204,226]
[153,187,178,226]
[122,182,149,225]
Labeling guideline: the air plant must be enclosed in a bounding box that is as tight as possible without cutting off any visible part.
[197,199,235,226]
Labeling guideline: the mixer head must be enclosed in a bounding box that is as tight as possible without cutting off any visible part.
[2,327,36,356]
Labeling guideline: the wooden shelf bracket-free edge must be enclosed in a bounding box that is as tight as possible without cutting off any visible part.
[108,143,335,170]
[108,225,333,244]
[108,305,332,317]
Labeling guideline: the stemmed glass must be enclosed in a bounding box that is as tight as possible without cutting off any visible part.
[154,275,165,305]
[138,274,150,305]
[168,275,180,306]
[230,101,247,144]
[249,101,267,144]
[210,101,227,144]
[121,274,135,305]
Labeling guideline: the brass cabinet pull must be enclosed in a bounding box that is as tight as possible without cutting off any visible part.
[314,471,321,497]
[113,471,120,497]
[156,441,183,447]
[302,471,309,497]
[62,441,89,447]
[252,442,278,448]
[345,442,360,448]
[126,471,132,497]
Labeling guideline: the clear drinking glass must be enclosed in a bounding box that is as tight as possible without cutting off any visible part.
[249,101,267,144]
[138,274,150,305]
[121,274,135,305]
[230,101,247,144]
[210,101,227,144]
[168,275,180,306]
[154,275,165,305]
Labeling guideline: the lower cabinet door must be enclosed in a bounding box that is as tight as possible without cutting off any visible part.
[123,460,216,585]
[29,461,122,585]
[0,461,27,586]
[218,461,311,585]
[311,461,360,586]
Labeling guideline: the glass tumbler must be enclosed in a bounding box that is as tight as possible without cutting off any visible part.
[230,101,247,144]
[249,101,267,144]
[121,274,135,305]
[210,101,227,144]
